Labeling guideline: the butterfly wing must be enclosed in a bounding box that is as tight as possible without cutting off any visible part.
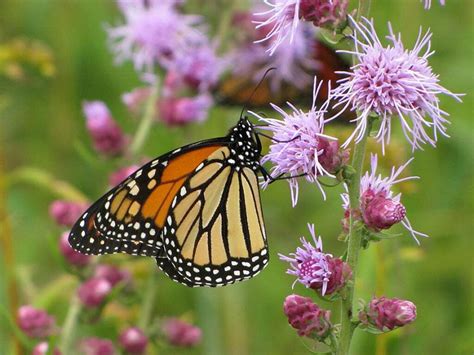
[156,146,269,287]
[68,139,228,257]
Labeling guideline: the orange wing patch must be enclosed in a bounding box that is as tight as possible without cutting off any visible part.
[142,145,222,228]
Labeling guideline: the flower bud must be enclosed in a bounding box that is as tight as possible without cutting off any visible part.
[122,87,151,114]
[361,190,406,231]
[118,327,148,354]
[359,297,417,332]
[108,165,139,187]
[321,257,352,295]
[32,342,61,355]
[299,0,349,30]
[83,101,127,156]
[17,305,55,339]
[49,200,87,227]
[94,264,131,287]
[317,139,349,174]
[77,277,112,308]
[159,95,212,126]
[283,294,332,340]
[59,231,91,266]
[162,318,202,347]
[80,337,115,355]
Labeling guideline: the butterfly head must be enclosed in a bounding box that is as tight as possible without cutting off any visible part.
[227,116,262,169]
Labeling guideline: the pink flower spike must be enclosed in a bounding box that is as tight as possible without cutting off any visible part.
[32,342,61,355]
[332,17,462,153]
[162,318,202,347]
[80,337,115,355]
[77,277,112,308]
[159,94,212,126]
[251,78,346,206]
[17,306,56,339]
[59,231,91,266]
[119,327,148,354]
[49,200,88,227]
[359,297,417,331]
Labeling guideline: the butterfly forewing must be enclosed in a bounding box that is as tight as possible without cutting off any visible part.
[68,140,227,257]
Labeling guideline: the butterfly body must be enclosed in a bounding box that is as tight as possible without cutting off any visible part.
[69,117,269,287]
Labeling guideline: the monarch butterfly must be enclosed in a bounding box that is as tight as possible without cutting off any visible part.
[69,116,268,287]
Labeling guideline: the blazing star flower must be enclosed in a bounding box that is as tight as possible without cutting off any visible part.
[83,101,128,156]
[254,0,348,54]
[359,297,417,332]
[32,342,61,355]
[254,0,301,55]
[230,16,318,93]
[122,87,152,114]
[168,41,223,91]
[162,318,202,347]
[108,0,205,74]
[333,17,462,152]
[119,327,148,354]
[341,154,427,243]
[59,231,91,266]
[159,94,212,126]
[251,79,347,205]
[283,294,332,340]
[49,200,88,227]
[279,224,331,294]
[299,0,348,29]
[94,264,131,287]
[423,0,446,9]
[17,306,56,339]
[77,277,112,308]
[80,337,115,355]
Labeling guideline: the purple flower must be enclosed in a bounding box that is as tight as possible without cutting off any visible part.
[49,200,88,227]
[83,101,128,156]
[59,231,91,266]
[359,297,417,332]
[252,79,346,205]
[162,318,202,347]
[299,0,348,29]
[94,264,131,287]
[118,327,148,354]
[159,94,212,126]
[80,337,116,355]
[108,0,205,74]
[109,165,140,186]
[254,0,301,55]
[77,277,112,308]
[283,294,332,340]
[279,224,331,294]
[341,154,427,243]
[333,17,462,152]
[17,305,55,339]
[32,342,61,355]
[423,0,446,9]
[122,87,151,114]
[167,41,223,91]
[229,13,318,94]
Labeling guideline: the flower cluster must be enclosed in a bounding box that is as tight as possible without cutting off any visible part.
[254,0,348,54]
[341,154,427,243]
[17,305,56,339]
[333,17,462,152]
[279,224,351,296]
[252,79,348,205]
[162,318,202,347]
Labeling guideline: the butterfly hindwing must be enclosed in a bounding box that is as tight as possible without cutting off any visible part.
[157,146,269,287]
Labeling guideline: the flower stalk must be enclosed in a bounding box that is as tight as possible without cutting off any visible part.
[337,118,373,355]
[130,80,160,157]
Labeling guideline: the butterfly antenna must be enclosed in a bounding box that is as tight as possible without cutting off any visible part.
[240,67,276,120]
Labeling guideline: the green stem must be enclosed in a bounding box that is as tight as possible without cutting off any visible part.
[59,296,82,354]
[129,81,160,157]
[337,119,372,355]
[138,272,158,329]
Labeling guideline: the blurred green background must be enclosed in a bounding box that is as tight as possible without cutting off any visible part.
[1,0,473,354]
